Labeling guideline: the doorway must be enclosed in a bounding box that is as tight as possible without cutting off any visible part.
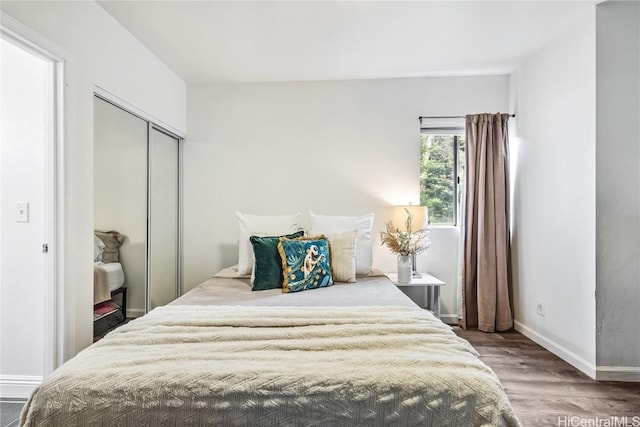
[0,32,58,398]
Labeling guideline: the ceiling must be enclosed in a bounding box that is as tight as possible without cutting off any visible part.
[98,1,595,84]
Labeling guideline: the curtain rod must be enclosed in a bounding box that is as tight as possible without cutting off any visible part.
[419,114,516,119]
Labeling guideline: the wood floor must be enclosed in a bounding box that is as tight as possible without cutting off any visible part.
[454,327,640,426]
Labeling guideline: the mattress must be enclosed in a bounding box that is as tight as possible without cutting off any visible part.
[171,268,417,308]
[23,271,520,426]
[94,262,125,304]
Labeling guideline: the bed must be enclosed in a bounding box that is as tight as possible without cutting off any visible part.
[93,261,125,305]
[93,231,127,337]
[21,268,519,426]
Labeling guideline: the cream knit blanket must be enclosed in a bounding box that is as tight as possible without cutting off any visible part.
[22,305,520,426]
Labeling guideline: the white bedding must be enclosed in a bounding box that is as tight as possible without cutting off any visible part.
[93,262,125,304]
[24,270,520,426]
[22,304,519,426]
[171,268,416,308]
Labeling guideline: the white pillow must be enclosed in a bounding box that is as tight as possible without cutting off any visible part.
[310,230,357,283]
[235,211,301,275]
[94,235,105,262]
[309,211,374,275]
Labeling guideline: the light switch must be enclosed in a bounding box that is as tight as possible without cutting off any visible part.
[16,202,29,223]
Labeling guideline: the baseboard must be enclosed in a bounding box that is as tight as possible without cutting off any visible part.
[514,320,596,379]
[440,314,458,325]
[0,375,42,399]
[126,308,145,318]
[596,366,640,382]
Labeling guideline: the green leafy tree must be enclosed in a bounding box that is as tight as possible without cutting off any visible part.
[420,134,465,224]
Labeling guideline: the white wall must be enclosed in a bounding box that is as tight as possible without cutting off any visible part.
[0,39,48,397]
[509,11,597,376]
[0,0,186,384]
[184,76,509,323]
[1,2,186,136]
[595,1,640,379]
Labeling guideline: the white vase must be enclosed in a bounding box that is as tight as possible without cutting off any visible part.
[397,255,412,284]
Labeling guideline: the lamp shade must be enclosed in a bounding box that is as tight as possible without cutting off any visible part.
[390,205,428,232]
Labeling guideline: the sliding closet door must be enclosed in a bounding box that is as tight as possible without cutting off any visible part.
[94,97,148,316]
[147,127,179,310]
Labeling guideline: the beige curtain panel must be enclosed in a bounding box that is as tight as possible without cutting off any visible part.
[460,113,513,332]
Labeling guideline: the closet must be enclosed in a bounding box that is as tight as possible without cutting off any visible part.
[93,95,180,332]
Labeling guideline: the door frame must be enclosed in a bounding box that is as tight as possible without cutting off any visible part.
[1,13,69,378]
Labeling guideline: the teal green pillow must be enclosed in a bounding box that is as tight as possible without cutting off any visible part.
[278,236,334,293]
[250,231,304,291]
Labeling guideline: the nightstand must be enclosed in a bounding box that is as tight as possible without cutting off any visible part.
[386,272,445,319]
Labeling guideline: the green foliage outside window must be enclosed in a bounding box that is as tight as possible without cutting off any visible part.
[419,134,465,224]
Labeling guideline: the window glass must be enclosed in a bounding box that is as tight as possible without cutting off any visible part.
[419,134,465,225]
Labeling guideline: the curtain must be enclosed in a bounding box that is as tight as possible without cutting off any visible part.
[460,113,513,332]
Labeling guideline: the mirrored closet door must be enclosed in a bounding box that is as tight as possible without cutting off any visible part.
[94,95,180,320]
[148,127,179,310]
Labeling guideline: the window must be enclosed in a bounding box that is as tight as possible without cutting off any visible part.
[419,133,465,225]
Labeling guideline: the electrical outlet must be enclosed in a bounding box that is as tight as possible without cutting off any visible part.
[536,299,545,317]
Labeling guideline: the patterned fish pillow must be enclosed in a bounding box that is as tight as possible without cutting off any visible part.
[278,236,334,293]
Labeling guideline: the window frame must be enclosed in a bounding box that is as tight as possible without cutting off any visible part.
[419,128,465,227]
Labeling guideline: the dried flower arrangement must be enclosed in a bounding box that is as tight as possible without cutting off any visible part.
[380,208,431,256]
